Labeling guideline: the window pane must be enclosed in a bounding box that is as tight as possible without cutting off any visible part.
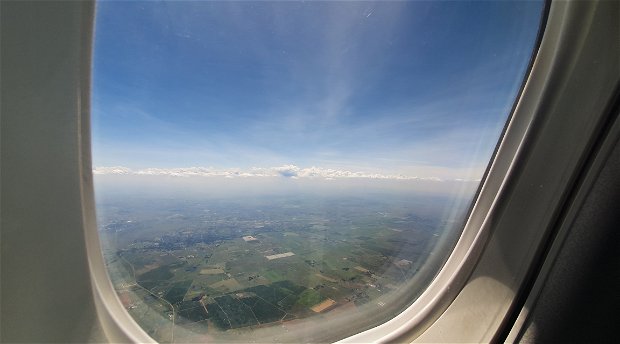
[92,1,543,342]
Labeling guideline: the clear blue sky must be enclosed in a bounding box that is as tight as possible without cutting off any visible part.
[92,1,543,180]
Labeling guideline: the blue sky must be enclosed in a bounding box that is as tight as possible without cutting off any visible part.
[92,1,543,181]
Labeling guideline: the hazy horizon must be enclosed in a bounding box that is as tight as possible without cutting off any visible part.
[94,173,479,200]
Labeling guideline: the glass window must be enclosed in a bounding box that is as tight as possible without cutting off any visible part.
[92,1,544,342]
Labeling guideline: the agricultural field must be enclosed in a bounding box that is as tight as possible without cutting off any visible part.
[98,193,467,342]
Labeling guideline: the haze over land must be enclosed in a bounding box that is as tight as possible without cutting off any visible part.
[96,183,472,342]
[94,167,478,342]
[93,168,480,199]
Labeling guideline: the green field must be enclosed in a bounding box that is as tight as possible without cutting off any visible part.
[164,280,193,305]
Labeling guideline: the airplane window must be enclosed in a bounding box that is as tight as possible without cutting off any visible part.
[91,1,544,342]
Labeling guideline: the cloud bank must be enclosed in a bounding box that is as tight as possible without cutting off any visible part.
[92,165,461,181]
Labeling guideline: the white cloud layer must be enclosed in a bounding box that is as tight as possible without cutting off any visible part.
[92,165,454,181]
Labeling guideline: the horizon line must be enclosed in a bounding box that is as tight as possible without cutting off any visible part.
[93,165,481,183]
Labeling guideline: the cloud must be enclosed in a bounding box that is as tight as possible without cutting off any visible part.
[272,165,300,178]
[92,166,133,175]
[92,165,461,181]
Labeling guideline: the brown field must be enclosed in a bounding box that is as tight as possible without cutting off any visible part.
[209,278,243,292]
[311,298,336,313]
[315,273,338,283]
[265,252,295,260]
[118,291,132,308]
[200,268,225,275]
[136,263,160,275]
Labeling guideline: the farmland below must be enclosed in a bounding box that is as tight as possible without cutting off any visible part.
[98,193,467,342]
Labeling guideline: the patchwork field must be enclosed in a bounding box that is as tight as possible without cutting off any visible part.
[98,194,467,342]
